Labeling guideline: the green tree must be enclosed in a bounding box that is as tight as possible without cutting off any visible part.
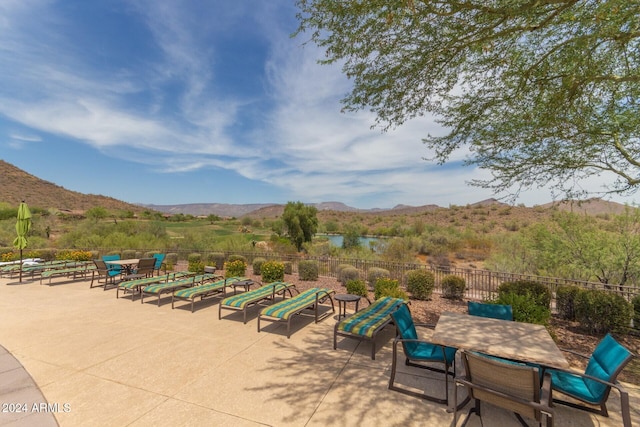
[282,201,318,251]
[296,1,640,199]
[342,223,361,249]
[86,206,108,221]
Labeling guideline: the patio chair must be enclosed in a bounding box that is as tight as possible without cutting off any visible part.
[455,350,554,427]
[120,258,156,282]
[543,333,635,427]
[468,301,513,321]
[388,303,457,404]
[102,254,122,278]
[152,253,166,276]
[90,259,121,289]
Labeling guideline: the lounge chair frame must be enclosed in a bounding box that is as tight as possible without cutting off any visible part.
[257,288,335,338]
[219,282,295,323]
[140,273,221,306]
[334,297,404,360]
[171,277,242,312]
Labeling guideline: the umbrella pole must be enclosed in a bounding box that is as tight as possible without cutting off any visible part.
[19,248,23,283]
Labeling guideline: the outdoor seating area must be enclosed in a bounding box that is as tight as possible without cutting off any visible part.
[0,269,638,426]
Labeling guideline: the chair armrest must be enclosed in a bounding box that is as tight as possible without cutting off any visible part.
[558,347,590,360]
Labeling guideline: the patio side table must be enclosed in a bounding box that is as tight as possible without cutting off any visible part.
[335,293,361,319]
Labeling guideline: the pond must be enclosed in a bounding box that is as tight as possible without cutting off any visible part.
[320,234,384,249]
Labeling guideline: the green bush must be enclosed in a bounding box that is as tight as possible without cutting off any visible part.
[283,261,293,275]
[498,280,551,308]
[340,267,360,285]
[405,269,435,300]
[208,252,226,270]
[252,257,267,275]
[166,253,178,269]
[224,259,247,278]
[337,264,354,283]
[374,278,408,300]
[122,249,136,259]
[187,253,204,273]
[574,289,632,334]
[493,292,551,326]
[367,267,390,288]
[262,260,285,283]
[556,285,581,321]
[633,294,640,329]
[227,254,247,264]
[346,279,368,298]
[298,260,319,281]
[441,275,466,299]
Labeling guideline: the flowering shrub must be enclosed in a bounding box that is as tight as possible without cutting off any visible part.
[56,250,92,261]
[224,259,247,278]
[261,260,285,283]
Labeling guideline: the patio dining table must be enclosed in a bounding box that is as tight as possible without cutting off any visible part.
[104,258,140,275]
[431,311,569,370]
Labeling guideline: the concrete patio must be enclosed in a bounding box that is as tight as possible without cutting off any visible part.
[1,275,638,426]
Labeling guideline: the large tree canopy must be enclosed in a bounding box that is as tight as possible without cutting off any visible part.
[295,0,640,200]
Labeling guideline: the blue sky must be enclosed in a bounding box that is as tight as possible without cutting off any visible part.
[0,1,633,209]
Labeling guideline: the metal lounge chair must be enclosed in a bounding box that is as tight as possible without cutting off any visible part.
[468,301,513,321]
[140,273,219,306]
[257,287,335,338]
[455,350,554,427]
[388,303,457,404]
[334,296,404,360]
[542,333,635,427]
[219,282,296,323]
[171,277,242,312]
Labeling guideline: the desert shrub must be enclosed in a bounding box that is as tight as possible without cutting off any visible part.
[165,253,178,268]
[37,248,57,261]
[122,249,136,259]
[135,251,144,259]
[282,261,293,275]
[252,257,267,275]
[208,252,226,270]
[367,267,390,288]
[340,267,360,285]
[337,264,354,283]
[405,269,435,300]
[227,254,247,264]
[574,289,632,334]
[556,285,581,321]
[374,278,408,300]
[498,280,551,308]
[492,292,551,326]
[56,250,93,261]
[187,253,204,273]
[261,260,285,282]
[224,259,247,278]
[346,279,368,298]
[441,275,466,299]
[298,260,319,281]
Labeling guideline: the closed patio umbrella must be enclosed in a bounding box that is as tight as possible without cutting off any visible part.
[13,201,32,283]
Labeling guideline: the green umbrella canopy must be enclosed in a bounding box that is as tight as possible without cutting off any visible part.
[13,202,32,250]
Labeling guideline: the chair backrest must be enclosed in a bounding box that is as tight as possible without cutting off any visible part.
[102,254,122,274]
[390,304,419,354]
[136,258,157,276]
[461,350,544,422]
[93,259,108,275]
[468,301,513,321]
[152,253,165,269]
[584,333,634,402]
[102,254,120,262]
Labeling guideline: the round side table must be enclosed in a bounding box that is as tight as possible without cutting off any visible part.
[335,294,361,319]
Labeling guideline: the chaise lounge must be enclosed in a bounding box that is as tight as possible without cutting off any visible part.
[140,273,222,306]
[334,296,405,359]
[219,281,296,323]
[258,287,335,338]
[171,276,243,312]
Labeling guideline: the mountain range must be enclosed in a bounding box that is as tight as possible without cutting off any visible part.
[0,159,631,217]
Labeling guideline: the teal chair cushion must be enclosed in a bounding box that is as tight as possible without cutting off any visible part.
[102,254,122,277]
[468,301,513,321]
[549,333,633,404]
[152,253,165,270]
[391,304,456,364]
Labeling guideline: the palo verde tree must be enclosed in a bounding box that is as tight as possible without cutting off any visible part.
[296,1,640,200]
[282,201,319,251]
